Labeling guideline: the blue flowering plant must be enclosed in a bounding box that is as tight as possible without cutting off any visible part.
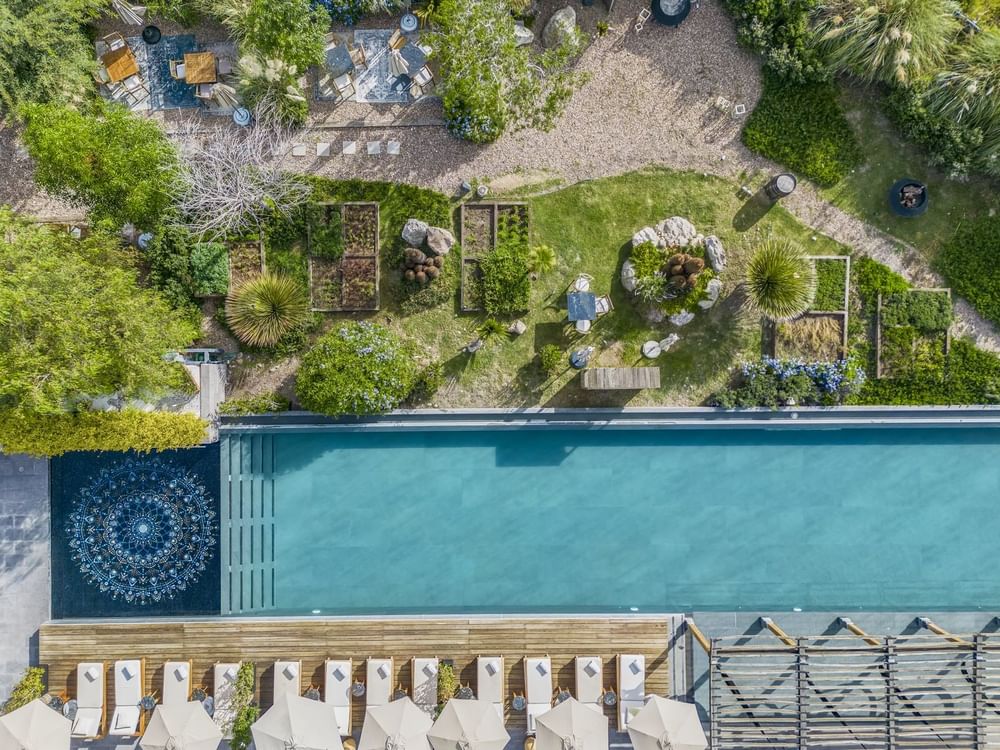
[296,321,418,415]
[712,356,866,408]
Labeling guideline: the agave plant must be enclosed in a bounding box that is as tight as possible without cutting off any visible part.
[476,318,508,343]
[226,273,309,348]
[744,240,817,322]
[927,29,1000,130]
[527,244,558,275]
[812,0,961,85]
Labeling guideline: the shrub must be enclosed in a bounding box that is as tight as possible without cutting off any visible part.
[935,216,1000,326]
[297,322,417,416]
[437,663,459,710]
[852,255,909,308]
[527,244,558,274]
[410,362,445,403]
[307,204,345,259]
[229,662,257,750]
[711,357,866,407]
[812,258,847,311]
[744,239,817,321]
[812,0,961,86]
[2,667,45,714]
[742,71,863,186]
[19,101,179,228]
[927,29,1000,133]
[144,224,201,317]
[236,55,309,127]
[480,240,531,315]
[224,0,328,71]
[539,344,563,374]
[881,291,952,333]
[630,241,664,282]
[226,273,310,348]
[190,242,229,295]
[218,392,291,415]
[723,0,828,82]
[0,410,206,456]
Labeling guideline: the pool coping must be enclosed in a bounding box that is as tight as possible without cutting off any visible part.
[220,405,1000,431]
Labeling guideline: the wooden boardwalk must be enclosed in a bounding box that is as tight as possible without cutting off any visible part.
[582,368,661,390]
[39,617,669,735]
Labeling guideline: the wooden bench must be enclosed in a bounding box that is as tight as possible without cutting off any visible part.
[582,367,660,390]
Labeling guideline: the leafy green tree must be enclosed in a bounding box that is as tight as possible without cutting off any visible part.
[19,101,178,228]
[430,0,586,142]
[0,0,106,112]
[0,210,197,417]
[744,239,817,321]
[812,0,961,85]
[296,322,417,416]
[226,0,329,71]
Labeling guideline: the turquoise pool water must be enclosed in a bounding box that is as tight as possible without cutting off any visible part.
[221,427,1000,614]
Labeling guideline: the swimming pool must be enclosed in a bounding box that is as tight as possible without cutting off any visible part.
[220,425,1000,615]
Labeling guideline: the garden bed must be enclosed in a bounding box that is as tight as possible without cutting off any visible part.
[765,256,850,361]
[459,201,529,312]
[876,288,952,379]
[307,201,380,312]
[227,239,264,291]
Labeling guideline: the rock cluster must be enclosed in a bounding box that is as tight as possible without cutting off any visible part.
[403,248,443,285]
[401,219,455,285]
[665,252,704,292]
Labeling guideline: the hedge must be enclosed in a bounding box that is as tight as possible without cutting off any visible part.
[935,216,1000,326]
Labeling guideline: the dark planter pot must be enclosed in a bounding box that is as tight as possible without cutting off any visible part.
[888,178,929,218]
[651,0,691,26]
[142,25,161,45]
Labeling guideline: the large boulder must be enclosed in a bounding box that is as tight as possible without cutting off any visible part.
[514,21,534,47]
[656,216,697,247]
[542,6,577,48]
[669,310,696,327]
[698,278,723,310]
[401,218,429,247]
[425,226,455,256]
[631,226,659,247]
[704,235,726,272]
[621,259,638,293]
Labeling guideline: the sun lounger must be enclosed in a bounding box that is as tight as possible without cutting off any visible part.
[72,662,106,738]
[575,657,604,713]
[213,662,241,738]
[616,654,645,731]
[274,660,302,701]
[477,656,504,721]
[525,656,553,734]
[324,659,353,736]
[109,659,143,736]
[412,658,439,716]
[367,658,394,706]
[163,660,192,705]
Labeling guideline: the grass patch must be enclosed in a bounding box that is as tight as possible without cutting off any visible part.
[742,72,863,187]
[935,215,1000,326]
[812,257,847,311]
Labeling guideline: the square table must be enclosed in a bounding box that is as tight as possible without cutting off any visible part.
[399,43,428,72]
[567,291,597,322]
[102,45,139,83]
[324,45,355,79]
[183,51,217,84]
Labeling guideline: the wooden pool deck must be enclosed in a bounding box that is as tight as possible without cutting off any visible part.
[39,616,670,735]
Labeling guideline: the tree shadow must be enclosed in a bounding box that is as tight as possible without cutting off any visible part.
[732,188,777,231]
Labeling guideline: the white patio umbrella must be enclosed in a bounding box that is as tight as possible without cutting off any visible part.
[359,697,432,750]
[139,701,222,750]
[0,699,71,750]
[626,696,706,750]
[428,699,509,750]
[252,694,343,750]
[535,698,608,750]
[388,49,410,78]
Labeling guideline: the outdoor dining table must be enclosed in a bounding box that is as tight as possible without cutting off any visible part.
[102,45,139,83]
[184,51,217,84]
[567,291,598,322]
[399,43,428,72]
[324,45,355,78]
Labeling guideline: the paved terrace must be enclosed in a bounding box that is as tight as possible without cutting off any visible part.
[39,616,673,743]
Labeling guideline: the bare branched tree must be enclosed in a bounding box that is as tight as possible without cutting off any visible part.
[172,101,311,238]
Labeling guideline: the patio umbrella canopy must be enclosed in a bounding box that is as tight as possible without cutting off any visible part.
[252,694,344,750]
[626,696,707,750]
[0,699,71,750]
[388,49,410,78]
[535,698,608,750]
[360,697,433,750]
[140,701,222,750]
[428,699,510,750]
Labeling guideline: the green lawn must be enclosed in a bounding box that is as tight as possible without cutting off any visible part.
[820,85,1000,260]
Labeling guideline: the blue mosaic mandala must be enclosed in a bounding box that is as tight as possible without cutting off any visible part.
[67,457,217,605]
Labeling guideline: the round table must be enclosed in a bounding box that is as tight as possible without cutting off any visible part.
[570,347,593,370]
[142,25,162,45]
[191,688,207,702]
[202,696,215,716]
[400,13,419,32]
[305,688,322,701]
[47,695,65,711]
[63,700,78,720]
[603,691,618,707]
[556,690,571,703]
[351,682,366,698]
[511,695,527,712]
[140,695,157,711]
[642,340,662,358]
[233,107,252,127]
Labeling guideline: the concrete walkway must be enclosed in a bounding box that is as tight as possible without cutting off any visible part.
[0,455,50,703]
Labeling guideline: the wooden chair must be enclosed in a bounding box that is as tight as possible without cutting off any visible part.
[169,59,186,80]
[595,295,614,316]
[195,83,215,100]
[334,73,355,101]
[412,66,433,88]
[349,45,366,69]
[388,29,407,50]
[103,32,127,50]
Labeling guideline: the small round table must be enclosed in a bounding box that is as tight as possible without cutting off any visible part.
[456,686,474,699]
[233,107,252,127]
[400,13,418,32]
[47,695,65,712]
[63,700,78,721]
[511,695,527,712]
[556,690,571,704]
[351,682,366,698]
[191,688,207,702]
[305,688,322,701]
[142,25,162,45]
[202,696,215,716]
[140,695,157,711]
[603,690,618,707]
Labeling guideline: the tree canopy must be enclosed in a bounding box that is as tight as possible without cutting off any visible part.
[0,209,197,416]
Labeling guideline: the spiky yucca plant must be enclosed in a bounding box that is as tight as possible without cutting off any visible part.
[527,244,558,275]
[477,318,508,343]
[744,240,817,322]
[812,0,961,85]
[927,29,1000,130]
[226,273,309,348]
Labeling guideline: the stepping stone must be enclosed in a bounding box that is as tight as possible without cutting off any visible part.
[291,144,307,157]
[387,140,401,155]
[316,142,331,157]
[342,140,357,155]
[367,141,382,155]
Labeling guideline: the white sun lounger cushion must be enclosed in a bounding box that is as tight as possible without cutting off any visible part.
[275,661,301,699]
[525,657,553,733]
[367,659,393,706]
[485,660,500,677]
[77,663,105,709]
[213,663,241,739]
[378,663,391,680]
[412,658,438,713]
[164,661,191,705]
[111,705,140,735]
[575,656,603,709]
[71,710,101,738]
[223,665,238,682]
[325,659,352,735]
[477,657,504,720]
[116,660,142,703]
[618,655,645,701]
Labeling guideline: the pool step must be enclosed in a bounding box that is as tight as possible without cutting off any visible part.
[220,433,277,615]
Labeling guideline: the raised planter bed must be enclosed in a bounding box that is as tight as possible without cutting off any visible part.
[876,288,951,379]
[459,201,529,312]
[227,239,264,290]
[765,255,850,361]
[307,201,380,312]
